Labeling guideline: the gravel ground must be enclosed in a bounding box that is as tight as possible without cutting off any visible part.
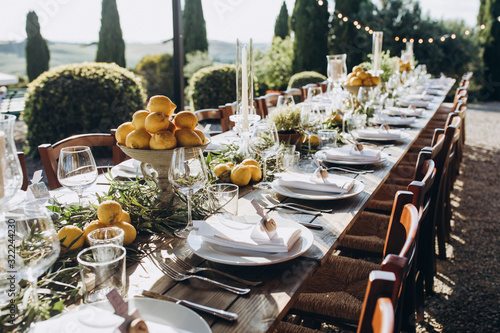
[15,102,500,332]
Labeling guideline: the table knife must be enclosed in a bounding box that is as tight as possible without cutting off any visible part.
[141,290,238,321]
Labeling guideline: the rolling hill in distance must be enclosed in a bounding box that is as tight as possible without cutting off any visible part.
[0,40,268,78]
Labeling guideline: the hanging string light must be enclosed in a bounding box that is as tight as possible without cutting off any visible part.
[333,9,500,45]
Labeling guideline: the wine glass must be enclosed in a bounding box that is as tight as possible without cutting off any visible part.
[170,147,208,238]
[300,104,323,158]
[7,205,60,325]
[357,86,373,109]
[249,122,279,189]
[307,86,323,103]
[57,146,98,204]
[276,95,295,108]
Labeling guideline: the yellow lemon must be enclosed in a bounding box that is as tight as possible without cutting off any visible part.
[132,110,150,130]
[248,165,262,182]
[362,78,373,86]
[357,71,369,80]
[175,128,203,147]
[113,221,137,246]
[213,163,231,178]
[193,129,206,144]
[150,130,177,150]
[115,122,135,146]
[58,225,84,252]
[173,111,198,130]
[83,220,107,245]
[349,77,362,86]
[166,120,176,133]
[145,112,170,134]
[225,162,234,168]
[352,65,363,74]
[372,76,381,85]
[126,129,151,149]
[97,200,123,225]
[121,211,131,223]
[230,164,252,186]
[147,95,177,117]
[241,158,260,167]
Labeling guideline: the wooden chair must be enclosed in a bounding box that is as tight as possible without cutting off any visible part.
[284,88,302,104]
[219,101,237,130]
[38,133,125,189]
[193,108,230,135]
[299,83,320,102]
[17,151,28,191]
[254,96,268,119]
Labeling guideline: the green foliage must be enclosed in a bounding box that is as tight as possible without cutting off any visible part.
[274,1,290,39]
[478,0,500,100]
[291,0,329,74]
[269,105,302,132]
[25,11,50,82]
[184,51,213,79]
[330,0,377,70]
[183,0,208,55]
[287,71,327,89]
[189,64,236,110]
[24,62,147,156]
[135,53,174,98]
[359,51,399,82]
[254,37,294,93]
[96,0,126,67]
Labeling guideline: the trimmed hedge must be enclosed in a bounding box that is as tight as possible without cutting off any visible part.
[189,64,236,110]
[24,62,147,156]
[135,53,174,98]
[287,71,327,89]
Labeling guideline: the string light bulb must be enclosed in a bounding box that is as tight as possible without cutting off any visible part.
[356,24,361,29]
[402,38,408,43]
[497,16,500,22]
[428,38,434,43]
[338,13,342,19]
[317,0,324,5]
[451,34,457,39]
[353,21,358,25]
[465,30,470,35]
[481,24,486,29]
[364,26,370,31]
[418,39,424,44]
[440,36,446,42]
[343,17,348,22]
[410,38,414,43]
[395,36,400,41]
[369,30,373,34]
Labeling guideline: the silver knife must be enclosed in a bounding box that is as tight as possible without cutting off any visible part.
[141,290,238,321]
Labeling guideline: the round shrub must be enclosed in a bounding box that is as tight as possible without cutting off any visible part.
[24,62,147,156]
[189,64,236,110]
[135,53,174,98]
[287,71,327,89]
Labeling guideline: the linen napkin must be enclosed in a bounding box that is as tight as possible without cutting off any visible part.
[276,172,355,194]
[426,88,447,96]
[386,106,424,117]
[353,128,402,140]
[323,147,382,163]
[116,158,142,173]
[193,216,302,253]
[398,99,430,108]
[404,94,433,101]
[374,114,416,125]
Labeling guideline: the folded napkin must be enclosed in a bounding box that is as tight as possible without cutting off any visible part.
[404,94,433,101]
[194,216,302,253]
[386,106,424,117]
[276,172,355,194]
[323,147,382,163]
[398,99,430,108]
[374,114,416,125]
[426,88,447,96]
[353,128,402,140]
[116,158,142,173]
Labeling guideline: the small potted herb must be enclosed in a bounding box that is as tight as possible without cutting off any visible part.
[269,105,303,147]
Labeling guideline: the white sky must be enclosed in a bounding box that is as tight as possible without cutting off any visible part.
[0,0,479,44]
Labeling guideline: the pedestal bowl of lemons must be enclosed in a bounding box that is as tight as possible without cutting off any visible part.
[342,66,381,96]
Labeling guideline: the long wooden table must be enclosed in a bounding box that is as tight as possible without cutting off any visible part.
[51,79,455,332]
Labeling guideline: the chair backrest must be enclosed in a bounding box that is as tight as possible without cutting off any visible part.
[255,96,268,119]
[38,133,125,189]
[17,151,28,191]
[283,88,302,104]
[300,83,320,102]
[357,270,396,333]
[193,108,230,134]
[220,101,237,130]
[263,92,281,107]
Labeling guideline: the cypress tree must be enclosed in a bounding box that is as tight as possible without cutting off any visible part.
[291,0,329,75]
[183,0,208,55]
[25,11,50,82]
[274,1,290,39]
[478,0,500,100]
[96,0,126,68]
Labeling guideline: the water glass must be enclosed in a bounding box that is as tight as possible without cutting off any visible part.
[88,227,124,247]
[77,244,127,303]
[282,151,300,171]
[318,129,338,149]
[207,183,239,217]
[277,95,295,108]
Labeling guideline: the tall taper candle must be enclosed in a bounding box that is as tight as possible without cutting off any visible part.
[241,46,249,131]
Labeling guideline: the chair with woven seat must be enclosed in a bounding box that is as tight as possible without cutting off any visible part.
[280,191,419,332]
[38,132,125,190]
[193,108,230,135]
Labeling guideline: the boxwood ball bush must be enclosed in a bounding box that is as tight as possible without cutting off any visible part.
[24,62,147,156]
[287,71,327,89]
[189,64,236,110]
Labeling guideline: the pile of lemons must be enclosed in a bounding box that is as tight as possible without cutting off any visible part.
[115,95,208,150]
[212,158,262,187]
[399,60,412,72]
[345,66,381,87]
[57,200,137,253]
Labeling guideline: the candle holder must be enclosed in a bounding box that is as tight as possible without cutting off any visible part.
[371,31,384,76]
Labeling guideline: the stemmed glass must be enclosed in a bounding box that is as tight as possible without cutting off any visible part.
[300,104,323,158]
[57,146,98,204]
[307,86,323,103]
[357,86,373,109]
[276,95,295,108]
[171,147,208,238]
[249,122,279,189]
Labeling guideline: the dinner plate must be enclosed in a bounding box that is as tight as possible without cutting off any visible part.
[187,218,314,266]
[315,150,389,165]
[271,179,364,201]
[352,130,410,142]
[33,298,211,333]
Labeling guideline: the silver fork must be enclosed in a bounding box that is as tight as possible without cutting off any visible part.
[169,254,262,286]
[157,260,251,295]
[257,199,322,216]
[265,196,333,213]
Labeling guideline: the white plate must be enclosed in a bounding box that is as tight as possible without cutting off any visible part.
[352,130,410,142]
[187,218,314,266]
[315,150,389,165]
[272,179,364,201]
[33,298,211,333]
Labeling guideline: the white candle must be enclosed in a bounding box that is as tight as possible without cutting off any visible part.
[241,46,249,131]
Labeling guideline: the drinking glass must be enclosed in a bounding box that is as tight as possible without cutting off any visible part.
[0,114,23,208]
[307,86,323,103]
[276,95,295,108]
[300,104,323,158]
[249,122,279,189]
[170,147,208,238]
[357,86,373,108]
[57,146,98,204]
[207,183,239,216]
